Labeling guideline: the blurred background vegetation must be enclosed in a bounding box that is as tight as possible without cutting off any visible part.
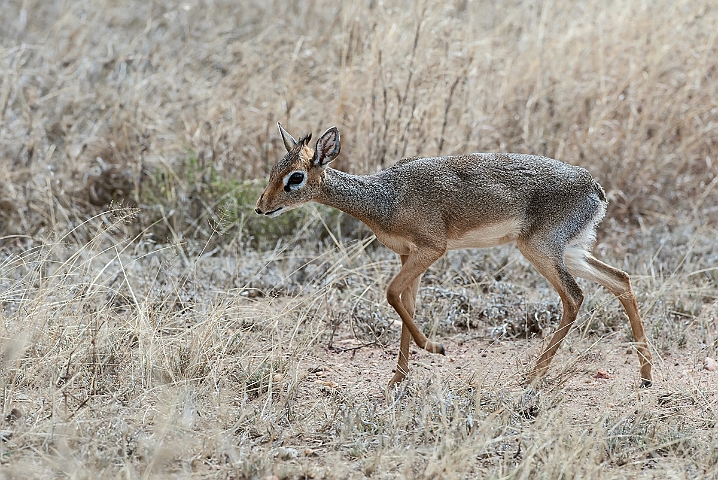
[0,0,716,250]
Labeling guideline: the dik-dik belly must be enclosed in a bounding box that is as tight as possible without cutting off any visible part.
[371,218,522,255]
[446,218,522,250]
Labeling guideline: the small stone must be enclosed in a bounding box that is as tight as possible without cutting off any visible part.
[5,408,22,423]
[305,448,317,457]
[595,370,610,379]
[272,373,283,382]
[277,447,298,460]
[704,357,718,372]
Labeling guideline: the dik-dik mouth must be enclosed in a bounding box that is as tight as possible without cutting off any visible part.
[254,205,284,216]
[263,207,284,217]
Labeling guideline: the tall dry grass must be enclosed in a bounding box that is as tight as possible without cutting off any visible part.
[1,0,717,241]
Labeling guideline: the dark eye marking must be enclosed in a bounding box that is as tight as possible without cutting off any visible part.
[284,172,305,192]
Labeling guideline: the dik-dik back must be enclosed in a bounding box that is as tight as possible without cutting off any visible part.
[371,153,607,250]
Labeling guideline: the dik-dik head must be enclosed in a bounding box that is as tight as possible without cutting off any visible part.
[255,123,340,216]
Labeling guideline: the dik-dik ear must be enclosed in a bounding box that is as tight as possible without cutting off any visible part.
[314,127,340,167]
[277,123,297,152]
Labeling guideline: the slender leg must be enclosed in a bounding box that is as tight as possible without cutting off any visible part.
[389,323,412,387]
[389,255,422,386]
[575,255,653,386]
[518,240,584,382]
[386,248,445,355]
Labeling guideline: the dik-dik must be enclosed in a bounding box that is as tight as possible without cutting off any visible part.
[255,124,653,388]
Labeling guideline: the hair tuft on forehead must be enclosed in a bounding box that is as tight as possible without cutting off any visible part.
[298,133,312,147]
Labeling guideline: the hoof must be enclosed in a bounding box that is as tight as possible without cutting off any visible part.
[388,372,407,387]
[425,341,445,355]
[640,379,652,388]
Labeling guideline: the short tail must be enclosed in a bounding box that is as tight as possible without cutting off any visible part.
[594,180,606,203]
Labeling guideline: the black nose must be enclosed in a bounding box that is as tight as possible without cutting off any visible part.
[255,207,262,215]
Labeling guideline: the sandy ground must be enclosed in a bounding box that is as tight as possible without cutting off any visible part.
[263,315,717,465]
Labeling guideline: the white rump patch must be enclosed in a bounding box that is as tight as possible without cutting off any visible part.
[568,197,607,250]
[564,247,626,292]
[446,219,522,250]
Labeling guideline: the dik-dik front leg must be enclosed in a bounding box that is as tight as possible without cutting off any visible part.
[388,255,422,386]
[386,248,445,385]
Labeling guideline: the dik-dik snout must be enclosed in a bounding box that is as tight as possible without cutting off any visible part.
[254,192,285,217]
[255,123,341,217]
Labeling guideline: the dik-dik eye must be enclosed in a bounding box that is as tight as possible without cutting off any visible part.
[284,171,306,192]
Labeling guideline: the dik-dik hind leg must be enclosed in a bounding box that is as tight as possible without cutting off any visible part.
[518,240,585,383]
[386,249,445,358]
[388,255,422,387]
[565,249,653,386]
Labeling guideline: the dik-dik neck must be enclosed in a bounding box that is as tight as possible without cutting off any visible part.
[315,168,395,228]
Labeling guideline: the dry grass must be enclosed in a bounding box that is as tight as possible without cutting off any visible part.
[1,0,718,478]
[0,208,716,478]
